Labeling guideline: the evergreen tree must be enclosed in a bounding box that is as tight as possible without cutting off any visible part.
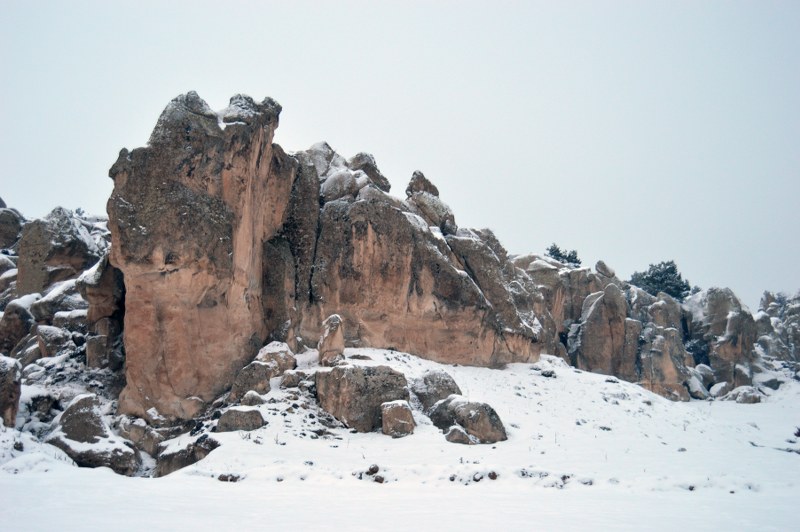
[545,243,582,267]
[629,260,692,301]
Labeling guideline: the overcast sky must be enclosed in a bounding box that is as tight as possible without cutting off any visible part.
[2,1,798,308]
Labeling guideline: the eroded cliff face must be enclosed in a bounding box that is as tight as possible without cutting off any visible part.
[107,93,296,420]
[107,92,552,421]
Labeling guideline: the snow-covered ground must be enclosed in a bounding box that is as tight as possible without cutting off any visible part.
[2,349,798,531]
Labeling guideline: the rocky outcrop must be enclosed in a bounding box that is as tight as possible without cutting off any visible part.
[683,288,758,388]
[1,355,21,427]
[757,291,799,363]
[89,91,782,418]
[46,394,141,476]
[315,364,409,432]
[95,92,566,420]
[568,284,636,380]
[17,207,100,296]
[107,92,291,421]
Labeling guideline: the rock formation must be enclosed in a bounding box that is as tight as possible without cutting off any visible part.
[105,91,553,421]
[107,92,291,421]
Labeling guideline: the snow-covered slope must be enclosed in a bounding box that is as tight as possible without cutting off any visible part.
[1,348,798,530]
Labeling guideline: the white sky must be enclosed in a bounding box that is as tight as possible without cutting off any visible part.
[1,1,798,308]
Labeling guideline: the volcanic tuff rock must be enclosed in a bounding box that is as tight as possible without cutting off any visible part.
[106,91,554,421]
[107,92,289,421]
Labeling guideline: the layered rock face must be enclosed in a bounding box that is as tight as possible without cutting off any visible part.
[107,92,553,421]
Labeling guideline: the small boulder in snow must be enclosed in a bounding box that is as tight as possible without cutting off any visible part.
[154,434,220,477]
[36,325,73,358]
[0,294,39,353]
[254,341,297,376]
[216,407,265,432]
[410,370,462,412]
[444,425,474,445]
[381,400,415,438]
[429,395,507,444]
[722,386,763,404]
[228,362,272,404]
[46,394,141,476]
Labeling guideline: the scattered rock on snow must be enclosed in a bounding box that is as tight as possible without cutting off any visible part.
[46,394,141,476]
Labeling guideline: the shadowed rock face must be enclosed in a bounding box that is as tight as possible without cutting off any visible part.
[108,92,294,421]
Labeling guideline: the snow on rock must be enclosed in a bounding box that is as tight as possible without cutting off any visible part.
[45,393,141,476]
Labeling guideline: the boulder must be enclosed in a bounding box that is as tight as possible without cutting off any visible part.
[10,333,41,367]
[0,294,39,354]
[381,400,415,438]
[315,365,409,432]
[29,279,88,323]
[429,395,507,444]
[254,341,297,376]
[216,407,265,432]
[228,362,272,404]
[16,207,100,295]
[405,170,439,197]
[1,355,22,427]
[595,260,616,279]
[35,325,73,358]
[0,208,24,249]
[241,390,265,406]
[318,314,345,366]
[410,370,462,411]
[407,191,457,235]
[117,416,164,457]
[0,255,15,275]
[154,434,220,477]
[46,394,141,476]
[444,425,474,445]
[280,369,309,389]
[347,152,391,192]
[108,92,293,421]
[721,386,763,404]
